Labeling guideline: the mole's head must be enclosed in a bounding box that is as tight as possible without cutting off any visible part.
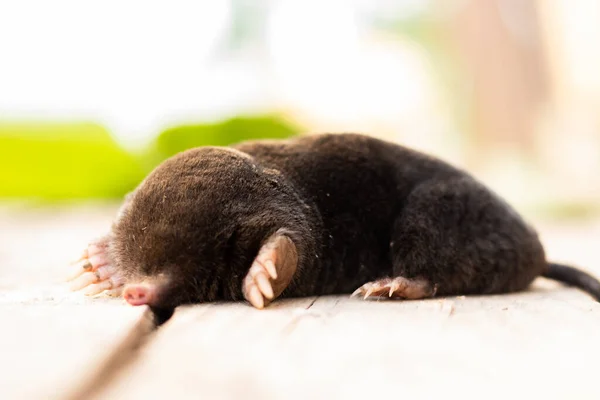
[109,146,314,309]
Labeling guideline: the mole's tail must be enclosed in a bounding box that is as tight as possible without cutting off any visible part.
[543,262,600,302]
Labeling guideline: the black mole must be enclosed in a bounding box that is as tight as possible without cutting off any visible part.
[67,133,600,309]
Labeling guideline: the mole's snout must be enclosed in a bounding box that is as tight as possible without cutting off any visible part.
[123,284,156,306]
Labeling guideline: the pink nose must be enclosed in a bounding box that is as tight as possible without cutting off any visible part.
[123,284,154,306]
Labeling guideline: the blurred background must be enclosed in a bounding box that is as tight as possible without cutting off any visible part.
[2,3,600,398]
[1,0,599,220]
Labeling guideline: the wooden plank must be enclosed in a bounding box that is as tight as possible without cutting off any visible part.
[0,301,145,400]
[2,206,598,399]
[95,298,320,400]
[0,205,149,400]
[91,220,600,400]
[93,283,600,400]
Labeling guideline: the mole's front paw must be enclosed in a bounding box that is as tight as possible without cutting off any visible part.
[66,236,125,297]
[352,276,437,300]
[242,231,298,309]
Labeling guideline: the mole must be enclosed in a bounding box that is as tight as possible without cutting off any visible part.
[66,133,600,310]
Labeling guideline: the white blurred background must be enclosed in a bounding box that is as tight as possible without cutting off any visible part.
[1,0,599,217]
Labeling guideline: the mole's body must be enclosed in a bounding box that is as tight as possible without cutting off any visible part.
[67,133,600,309]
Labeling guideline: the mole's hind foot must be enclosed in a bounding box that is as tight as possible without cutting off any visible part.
[242,230,298,309]
[66,236,125,297]
[352,277,437,300]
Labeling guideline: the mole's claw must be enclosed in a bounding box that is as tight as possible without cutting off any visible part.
[246,284,264,309]
[88,253,108,270]
[255,271,274,299]
[83,279,114,296]
[68,236,123,297]
[352,277,435,301]
[66,259,93,282]
[243,271,266,309]
[242,231,298,309]
[94,265,113,281]
[350,282,379,299]
[105,287,124,297]
[70,271,98,291]
[263,260,278,280]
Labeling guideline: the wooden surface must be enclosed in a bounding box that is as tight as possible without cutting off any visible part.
[0,204,599,400]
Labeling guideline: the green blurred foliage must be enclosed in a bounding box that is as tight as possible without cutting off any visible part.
[0,115,299,201]
[149,115,299,161]
[0,122,145,200]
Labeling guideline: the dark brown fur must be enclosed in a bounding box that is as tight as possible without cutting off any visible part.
[106,133,599,308]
